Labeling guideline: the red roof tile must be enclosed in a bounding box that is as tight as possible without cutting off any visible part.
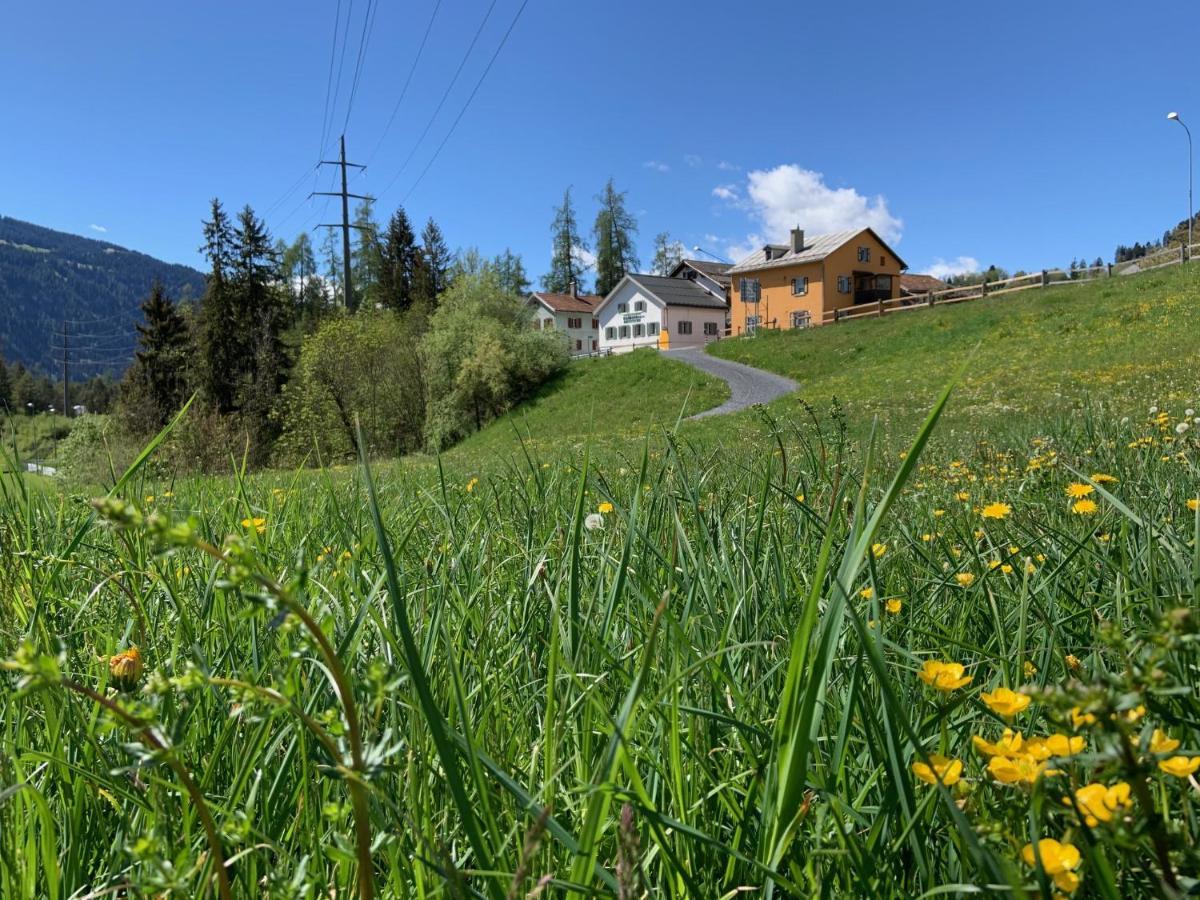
[531,292,601,313]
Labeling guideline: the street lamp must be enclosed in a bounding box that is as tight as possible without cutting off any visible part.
[691,245,732,263]
[1167,112,1193,253]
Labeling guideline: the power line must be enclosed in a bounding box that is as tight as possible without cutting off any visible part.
[341,0,380,135]
[326,0,357,146]
[363,0,443,168]
[402,0,531,202]
[375,0,501,200]
[317,0,347,162]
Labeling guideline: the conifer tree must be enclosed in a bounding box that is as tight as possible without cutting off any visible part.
[651,232,684,275]
[494,249,530,295]
[592,179,639,296]
[543,188,587,294]
[378,207,418,312]
[198,199,241,412]
[352,199,383,305]
[418,217,452,303]
[120,282,191,431]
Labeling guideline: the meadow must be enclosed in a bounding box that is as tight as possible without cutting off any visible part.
[2,265,1200,898]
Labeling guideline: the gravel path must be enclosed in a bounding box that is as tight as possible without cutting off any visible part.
[665,347,798,420]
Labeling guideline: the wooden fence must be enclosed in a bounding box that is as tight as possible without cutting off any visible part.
[819,242,1200,327]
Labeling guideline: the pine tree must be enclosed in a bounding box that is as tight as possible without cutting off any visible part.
[494,249,530,295]
[418,217,451,303]
[592,179,639,296]
[651,232,684,276]
[378,207,418,312]
[0,353,11,413]
[120,282,191,431]
[543,188,587,294]
[198,199,241,412]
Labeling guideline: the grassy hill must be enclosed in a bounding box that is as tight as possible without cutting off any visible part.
[0,216,206,376]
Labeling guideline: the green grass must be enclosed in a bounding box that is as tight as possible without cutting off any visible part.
[1,413,72,470]
[3,266,1200,898]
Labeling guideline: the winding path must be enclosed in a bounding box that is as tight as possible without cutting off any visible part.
[664,347,798,420]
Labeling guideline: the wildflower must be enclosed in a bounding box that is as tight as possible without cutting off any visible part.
[1159,756,1200,778]
[109,647,144,692]
[794,493,805,503]
[955,491,970,502]
[1023,660,1037,677]
[466,477,479,493]
[921,533,933,542]
[1071,499,1099,515]
[911,754,962,786]
[972,728,1024,758]
[240,517,266,535]
[918,660,973,692]
[144,495,155,503]
[1000,563,1014,575]
[1065,654,1081,672]
[1090,473,1117,484]
[954,572,976,587]
[886,598,902,614]
[933,508,946,517]
[988,752,1054,785]
[584,513,604,531]
[1065,782,1132,826]
[1150,729,1180,754]
[1021,839,1082,894]
[1070,707,1096,728]
[1118,705,1146,724]
[598,501,614,514]
[981,502,1011,519]
[871,542,888,559]
[1065,482,1094,498]
[859,586,874,600]
[1027,734,1085,759]
[1177,422,1190,435]
[1189,499,1199,512]
[981,687,1031,719]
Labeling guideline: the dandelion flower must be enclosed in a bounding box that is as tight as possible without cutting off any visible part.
[1021,839,1082,894]
[981,687,1031,719]
[1065,482,1094,498]
[885,598,902,614]
[981,502,1011,519]
[918,660,973,692]
[955,491,970,502]
[109,647,144,692]
[859,586,874,600]
[1159,756,1200,778]
[1065,782,1131,826]
[911,754,962,786]
[954,572,976,587]
[1090,473,1117,484]
[584,513,604,531]
[598,501,614,514]
[1150,729,1180,754]
[871,542,888,559]
[1188,499,1199,512]
[240,517,266,535]
[1071,499,1099,515]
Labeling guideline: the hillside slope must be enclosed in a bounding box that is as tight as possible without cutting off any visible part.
[0,216,205,376]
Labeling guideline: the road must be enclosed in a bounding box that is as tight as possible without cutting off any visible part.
[664,346,798,420]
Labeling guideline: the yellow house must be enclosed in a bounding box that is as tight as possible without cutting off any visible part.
[727,227,906,333]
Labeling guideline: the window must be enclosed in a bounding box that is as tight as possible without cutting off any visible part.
[837,275,851,294]
[634,300,646,312]
[544,317,554,329]
[617,302,628,314]
[739,277,761,303]
[677,321,693,335]
[791,276,809,295]
[790,310,811,329]
[591,339,597,351]
[619,325,630,339]
[746,315,762,335]
[647,322,659,335]
[634,323,644,337]
[880,255,887,267]
[605,326,616,340]
[575,339,582,350]
[567,316,581,329]
[857,246,870,263]
[703,322,719,336]
[591,318,599,330]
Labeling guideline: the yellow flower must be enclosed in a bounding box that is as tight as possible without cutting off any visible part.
[1065,654,1081,671]
[1090,473,1117,484]
[794,493,805,503]
[972,728,1024,758]
[955,491,971,502]
[109,647,144,692]
[1023,660,1037,677]
[1150,729,1181,754]
[144,495,155,503]
[954,572,976,587]
[885,598,902,614]
[1071,498,1099,515]
[871,542,888,559]
[1021,839,1082,894]
[981,502,1011,519]
[1189,499,1199,512]
[1118,704,1145,724]
[1065,482,1094,498]
[1065,782,1132,826]
[933,508,946,518]
[1159,756,1200,778]
[988,752,1054,784]
[598,501,614,514]
[911,754,963,786]
[466,477,479,493]
[162,490,174,498]
[920,533,933,542]
[240,516,266,535]
[1026,734,1085,759]
[859,586,874,600]
[981,687,1031,719]
[1070,707,1096,728]
[918,660,973,692]
[1000,563,1014,575]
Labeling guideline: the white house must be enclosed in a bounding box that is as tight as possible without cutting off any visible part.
[594,273,729,354]
[527,288,602,355]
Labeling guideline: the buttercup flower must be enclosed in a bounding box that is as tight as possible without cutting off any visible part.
[859,586,874,600]
[1090,473,1117,484]
[871,542,888,559]
[911,754,962,786]
[1159,756,1200,778]
[1027,734,1085,759]
[1070,707,1097,728]
[885,598,902,614]
[240,517,266,535]
[918,660,973,692]
[1150,729,1180,754]
[972,728,1024,758]
[466,477,479,493]
[109,647,143,692]
[988,752,1055,785]
[1021,839,1082,894]
[955,572,976,587]
[981,687,1031,719]
[1065,782,1131,826]
[981,502,1011,519]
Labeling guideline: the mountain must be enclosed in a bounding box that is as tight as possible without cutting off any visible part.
[0,216,206,378]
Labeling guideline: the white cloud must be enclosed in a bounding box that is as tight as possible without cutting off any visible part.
[643,160,670,173]
[684,154,702,167]
[716,160,740,171]
[574,245,597,271]
[711,184,739,201]
[925,256,980,279]
[89,224,107,233]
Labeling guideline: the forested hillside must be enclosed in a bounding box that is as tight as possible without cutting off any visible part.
[0,216,205,376]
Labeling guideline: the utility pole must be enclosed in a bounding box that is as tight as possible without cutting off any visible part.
[60,320,70,417]
[314,134,370,311]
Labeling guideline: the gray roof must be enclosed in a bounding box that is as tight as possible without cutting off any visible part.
[727,227,907,274]
[671,258,732,287]
[626,273,729,310]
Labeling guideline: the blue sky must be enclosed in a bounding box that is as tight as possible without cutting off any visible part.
[3,0,1197,284]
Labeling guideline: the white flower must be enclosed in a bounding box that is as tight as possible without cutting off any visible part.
[1120,417,1130,426]
[1149,406,1159,415]
[1187,408,1196,417]
[1177,422,1190,435]
[584,513,604,531]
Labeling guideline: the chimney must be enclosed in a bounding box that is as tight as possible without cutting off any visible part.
[791,227,805,254]
[569,278,578,298]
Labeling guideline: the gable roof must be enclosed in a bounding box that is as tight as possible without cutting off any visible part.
[900,273,947,294]
[727,227,907,274]
[627,273,728,309]
[670,258,733,288]
[529,291,600,314]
